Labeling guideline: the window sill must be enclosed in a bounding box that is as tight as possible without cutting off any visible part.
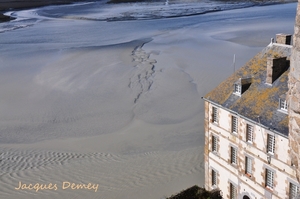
[246,141,253,145]
[211,185,217,189]
[231,132,238,136]
[231,163,238,168]
[278,109,288,114]
[265,186,273,192]
[267,152,274,157]
[245,173,252,178]
[211,122,219,126]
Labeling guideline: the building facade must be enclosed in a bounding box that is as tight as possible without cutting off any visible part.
[203,34,300,199]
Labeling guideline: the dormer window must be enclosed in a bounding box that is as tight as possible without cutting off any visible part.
[233,78,252,96]
[278,95,288,113]
[234,84,241,95]
[279,99,288,112]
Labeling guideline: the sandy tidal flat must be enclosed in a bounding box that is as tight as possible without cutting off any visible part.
[0,1,297,199]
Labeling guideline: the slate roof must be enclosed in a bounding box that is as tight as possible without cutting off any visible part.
[203,43,292,137]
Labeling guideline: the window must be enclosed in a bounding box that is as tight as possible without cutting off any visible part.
[231,116,238,134]
[212,135,218,153]
[245,156,252,176]
[246,124,253,143]
[267,134,275,154]
[234,84,241,95]
[280,99,288,112]
[265,168,274,189]
[230,182,237,199]
[212,169,217,187]
[234,78,252,95]
[212,106,218,124]
[289,183,299,199]
[231,146,237,165]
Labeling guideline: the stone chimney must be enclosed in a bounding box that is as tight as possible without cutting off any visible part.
[276,33,292,45]
[266,57,288,84]
[288,0,300,183]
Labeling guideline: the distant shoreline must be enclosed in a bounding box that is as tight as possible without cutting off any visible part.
[0,0,91,22]
[0,0,296,22]
[0,0,91,11]
[1,0,296,12]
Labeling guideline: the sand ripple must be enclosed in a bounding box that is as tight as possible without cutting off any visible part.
[0,147,203,199]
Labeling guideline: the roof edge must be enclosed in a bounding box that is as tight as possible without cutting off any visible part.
[201,97,289,138]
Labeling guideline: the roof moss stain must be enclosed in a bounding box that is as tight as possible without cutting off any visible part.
[279,116,288,127]
[234,86,279,120]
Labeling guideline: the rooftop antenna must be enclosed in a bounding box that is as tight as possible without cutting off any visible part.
[233,54,236,72]
[233,54,236,80]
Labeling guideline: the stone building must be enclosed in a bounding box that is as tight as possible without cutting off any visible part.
[202,33,300,199]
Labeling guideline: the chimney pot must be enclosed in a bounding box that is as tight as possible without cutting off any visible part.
[276,33,292,45]
[266,57,288,84]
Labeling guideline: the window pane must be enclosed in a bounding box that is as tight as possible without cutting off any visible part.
[212,169,217,186]
[234,84,241,94]
[290,183,299,199]
[246,156,252,175]
[212,135,217,152]
[232,116,238,133]
[246,124,253,143]
[267,134,275,154]
[212,107,218,123]
[266,169,274,189]
[231,147,237,164]
[230,183,237,199]
[280,99,288,111]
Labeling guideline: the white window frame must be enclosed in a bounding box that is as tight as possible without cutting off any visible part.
[245,156,252,176]
[267,134,275,154]
[289,182,299,199]
[212,135,218,153]
[279,99,288,112]
[212,169,217,187]
[230,182,237,199]
[231,116,238,134]
[266,168,274,189]
[234,84,241,95]
[231,146,237,165]
[212,106,218,124]
[246,124,254,143]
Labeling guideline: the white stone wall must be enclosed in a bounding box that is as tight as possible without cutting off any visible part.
[206,102,299,199]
